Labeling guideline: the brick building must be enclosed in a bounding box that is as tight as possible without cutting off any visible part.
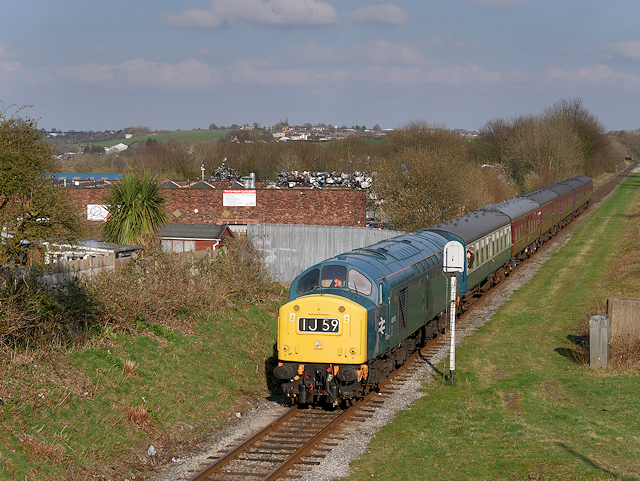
[66,185,367,232]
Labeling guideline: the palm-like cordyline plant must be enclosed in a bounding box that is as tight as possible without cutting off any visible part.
[102,173,169,247]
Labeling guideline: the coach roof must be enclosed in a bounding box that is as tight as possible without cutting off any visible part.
[486,196,540,221]
[427,207,511,244]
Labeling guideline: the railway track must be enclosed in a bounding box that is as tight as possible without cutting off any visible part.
[591,162,636,204]
[182,164,636,481]
[185,336,447,481]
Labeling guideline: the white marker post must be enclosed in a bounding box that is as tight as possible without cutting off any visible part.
[443,241,465,383]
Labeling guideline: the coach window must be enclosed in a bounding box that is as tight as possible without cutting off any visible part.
[321,265,347,288]
[348,269,372,296]
[296,268,320,294]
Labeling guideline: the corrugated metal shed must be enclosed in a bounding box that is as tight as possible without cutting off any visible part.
[249,223,403,282]
[159,223,233,253]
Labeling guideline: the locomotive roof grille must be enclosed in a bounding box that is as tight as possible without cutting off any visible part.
[351,248,387,259]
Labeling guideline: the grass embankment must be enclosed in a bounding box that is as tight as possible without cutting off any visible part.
[346,173,640,480]
[0,242,287,479]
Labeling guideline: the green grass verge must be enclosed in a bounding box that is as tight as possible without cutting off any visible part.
[0,301,285,479]
[345,173,640,480]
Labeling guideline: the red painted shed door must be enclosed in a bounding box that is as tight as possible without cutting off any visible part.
[195,240,215,251]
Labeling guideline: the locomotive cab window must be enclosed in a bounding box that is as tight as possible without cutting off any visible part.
[348,269,372,295]
[296,268,319,294]
[321,265,347,288]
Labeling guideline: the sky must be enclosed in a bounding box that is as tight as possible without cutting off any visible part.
[1,0,639,133]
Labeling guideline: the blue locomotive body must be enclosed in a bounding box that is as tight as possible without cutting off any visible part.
[274,176,593,406]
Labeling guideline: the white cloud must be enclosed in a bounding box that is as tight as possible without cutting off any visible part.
[226,59,317,84]
[0,42,23,80]
[349,3,409,26]
[58,59,222,89]
[296,39,426,65]
[603,40,640,61]
[355,64,503,85]
[162,7,228,29]
[53,58,317,89]
[162,0,340,29]
[35,54,525,91]
[424,33,483,51]
[545,64,638,83]
[465,0,526,11]
[0,61,22,76]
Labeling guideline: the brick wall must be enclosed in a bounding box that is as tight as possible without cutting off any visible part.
[66,187,367,227]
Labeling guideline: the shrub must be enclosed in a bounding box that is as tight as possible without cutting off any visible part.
[90,238,285,330]
[0,274,98,348]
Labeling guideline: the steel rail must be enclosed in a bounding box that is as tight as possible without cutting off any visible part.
[187,406,300,480]
[262,345,430,480]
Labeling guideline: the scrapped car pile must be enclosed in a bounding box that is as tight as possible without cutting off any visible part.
[208,160,241,182]
[267,171,374,189]
[206,161,375,190]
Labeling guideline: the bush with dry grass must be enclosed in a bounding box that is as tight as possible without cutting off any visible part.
[90,237,285,330]
[0,237,284,348]
[0,274,98,348]
[609,336,640,370]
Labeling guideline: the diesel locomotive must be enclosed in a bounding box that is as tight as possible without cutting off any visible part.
[273,176,593,406]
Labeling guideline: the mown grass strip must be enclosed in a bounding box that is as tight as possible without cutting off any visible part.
[345,173,640,480]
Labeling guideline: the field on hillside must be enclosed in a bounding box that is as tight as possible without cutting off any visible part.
[93,129,231,147]
[345,173,640,480]
[43,129,232,149]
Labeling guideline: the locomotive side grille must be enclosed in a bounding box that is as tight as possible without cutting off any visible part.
[398,287,408,332]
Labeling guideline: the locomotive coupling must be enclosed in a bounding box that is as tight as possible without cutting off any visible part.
[274,362,365,405]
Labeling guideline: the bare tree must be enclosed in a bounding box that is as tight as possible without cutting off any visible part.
[374,126,488,231]
[503,114,583,192]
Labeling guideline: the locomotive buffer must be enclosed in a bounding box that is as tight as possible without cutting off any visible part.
[443,241,465,383]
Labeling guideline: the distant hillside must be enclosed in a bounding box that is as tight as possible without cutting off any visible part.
[92,129,232,147]
[43,128,234,148]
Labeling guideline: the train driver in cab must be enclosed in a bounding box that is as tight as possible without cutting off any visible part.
[321,265,347,288]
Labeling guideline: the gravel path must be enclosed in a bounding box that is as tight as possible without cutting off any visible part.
[150,187,608,481]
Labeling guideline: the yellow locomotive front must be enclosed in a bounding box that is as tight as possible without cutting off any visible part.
[274,293,369,406]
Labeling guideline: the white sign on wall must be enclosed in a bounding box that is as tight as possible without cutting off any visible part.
[223,189,256,207]
[87,204,109,221]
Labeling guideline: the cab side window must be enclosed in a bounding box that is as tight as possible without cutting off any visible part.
[348,269,372,295]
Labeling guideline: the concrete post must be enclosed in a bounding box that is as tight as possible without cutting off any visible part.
[589,314,609,368]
